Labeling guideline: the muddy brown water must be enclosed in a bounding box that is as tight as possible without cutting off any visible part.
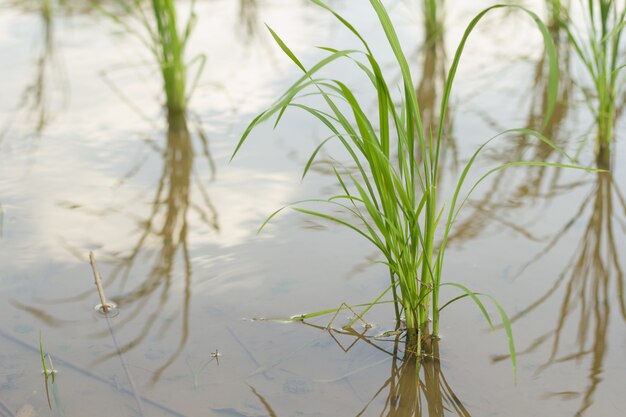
[0,0,625,416]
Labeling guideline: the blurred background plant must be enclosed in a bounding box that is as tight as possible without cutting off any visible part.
[556,0,626,163]
[100,0,206,117]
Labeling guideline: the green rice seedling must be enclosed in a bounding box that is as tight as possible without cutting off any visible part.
[233,0,585,367]
[557,0,626,156]
[39,332,57,379]
[546,0,567,31]
[423,0,444,45]
[191,349,220,390]
[149,0,195,114]
[101,0,205,115]
[39,332,65,416]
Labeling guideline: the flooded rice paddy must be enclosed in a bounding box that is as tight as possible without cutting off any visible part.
[0,0,625,416]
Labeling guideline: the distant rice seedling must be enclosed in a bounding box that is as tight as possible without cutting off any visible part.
[101,0,205,115]
[557,0,626,157]
[233,0,587,371]
[423,0,444,44]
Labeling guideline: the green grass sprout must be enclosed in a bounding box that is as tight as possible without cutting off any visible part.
[39,332,64,415]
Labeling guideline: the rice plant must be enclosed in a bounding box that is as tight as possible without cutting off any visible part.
[233,0,583,365]
[423,0,444,45]
[101,0,205,115]
[558,0,626,154]
[150,0,194,114]
[546,0,567,31]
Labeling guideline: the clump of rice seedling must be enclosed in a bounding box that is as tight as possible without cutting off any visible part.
[233,0,584,369]
[423,0,444,44]
[100,0,205,116]
[546,0,568,31]
[148,0,199,114]
[557,0,626,158]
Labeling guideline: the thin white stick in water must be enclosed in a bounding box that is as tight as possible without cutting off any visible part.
[87,252,145,416]
[89,251,109,312]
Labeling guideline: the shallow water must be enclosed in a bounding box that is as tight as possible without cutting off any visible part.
[0,0,625,416]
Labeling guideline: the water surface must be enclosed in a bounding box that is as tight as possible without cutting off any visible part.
[0,1,624,416]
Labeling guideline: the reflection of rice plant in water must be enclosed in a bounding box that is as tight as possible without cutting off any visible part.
[358,332,471,417]
[0,0,68,144]
[16,110,218,387]
[233,0,583,364]
[15,0,217,380]
[90,111,217,386]
[493,148,626,416]
[558,0,626,152]
[415,0,457,185]
[238,0,262,41]
[248,327,470,417]
[101,0,205,115]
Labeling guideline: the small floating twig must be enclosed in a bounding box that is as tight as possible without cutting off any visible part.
[88,251,144,417]
[88,251,110,313]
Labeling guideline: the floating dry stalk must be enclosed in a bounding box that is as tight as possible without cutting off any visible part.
[89,251,110,313]
[88,252,145,416]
